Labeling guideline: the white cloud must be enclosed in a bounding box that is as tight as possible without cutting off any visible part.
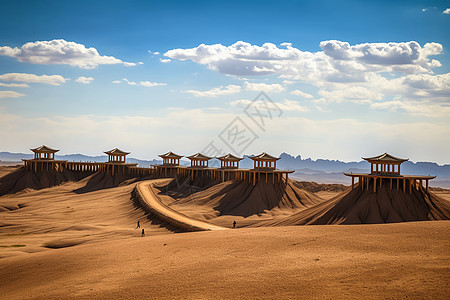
[316,86,383,104]
[165,40,449,114]
[160,58,171,63]
[165,40,442,79]
[140,81,167,87]
[75,76,94,84]
[244,82,285,93]
[371,100,450,117]
[0,82,29,87]
[113,78,166,87]
[184,84,241,97]
[0,39,135,69]
[290,89,313,98]
[0,73,67,85]
[0,91,25,99]
[230,98,308,112]
[444,8,450,14]
[148,50,160,55]
[122,78,137,86]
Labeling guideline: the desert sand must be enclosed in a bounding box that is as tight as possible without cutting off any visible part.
[1,166,449,299]
[0,223,449,299]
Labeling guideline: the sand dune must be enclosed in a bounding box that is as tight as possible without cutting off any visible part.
[154,178,322,228]
[0,222,448,299]
[0,176,172,259]
[0,167,92,196]
[259,181,450,226]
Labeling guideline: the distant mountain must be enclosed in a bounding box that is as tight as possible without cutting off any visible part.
[1,151,449,187]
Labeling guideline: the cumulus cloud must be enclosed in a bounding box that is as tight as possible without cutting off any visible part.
[244,82,285,93]
[160,58,171,63]
[0,39,135,69]
[0,73,67,85]
[140,81,167,87]
[371,100,450,118]
[184,84,241,97]
[166,40,448,113]
[113,78,166,87]
[0,91,25,98]
[0,82,29,87]
[165,40,442,80]
[316,86,384,104]
[444,8,450,14]
[75,76,94,84]
[230,98,308,112]
[290,89,313,98]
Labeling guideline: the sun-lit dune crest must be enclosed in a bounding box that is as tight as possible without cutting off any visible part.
[165,177,323,218]
[0,167,91,196]
[258,180,450,226]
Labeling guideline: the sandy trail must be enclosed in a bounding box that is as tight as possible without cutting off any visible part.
[0,222,448,299]
[0,176,171,259]
[136,179,227,231]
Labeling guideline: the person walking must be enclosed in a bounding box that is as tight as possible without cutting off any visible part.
[232,221,236,229]
[136,220,140,229]
[141,228,145,237]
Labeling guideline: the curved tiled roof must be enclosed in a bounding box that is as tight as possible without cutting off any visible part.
[362,153,408,163]
[31,145,59,153]
[186,153,212,160]
[216,153,243,161]
[249,152,280,161]
[159,151,183,159]
[104,148,130,155]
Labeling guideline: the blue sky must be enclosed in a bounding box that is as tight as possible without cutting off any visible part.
[0,0,449,163]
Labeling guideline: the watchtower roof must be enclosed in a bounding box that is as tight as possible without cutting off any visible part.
[159,151,183,159]
[31,145,59,153]
[104,148,130,155]
[217,153,243,161]
[362,153,408,163]
[250,152,280,161]
[187,153,212,160]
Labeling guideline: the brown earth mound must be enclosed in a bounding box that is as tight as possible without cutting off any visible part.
[0,167,92,196]
[258,181,450,226]
[164,177,322,218]
[292,180,348,193]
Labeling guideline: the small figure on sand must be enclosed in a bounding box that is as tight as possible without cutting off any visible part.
[141,228,145,237]
[232,221,236,229]
[136,220,140,229]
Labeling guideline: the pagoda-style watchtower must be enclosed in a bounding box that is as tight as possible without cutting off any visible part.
[187,153,211,168]
[159,151,183,166]
[344,152,435,193]
[105,148,129,163]
[250,152,279,170]
[31,145,59,160]
[246,152,293,185]
[153,151,183,177]
[363,153,408,175]
[217,153,243,169]
[23,145,67,173]
[102,148,137,176]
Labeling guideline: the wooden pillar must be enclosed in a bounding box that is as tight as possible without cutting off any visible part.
[390,178,392,190]
[403,178,406,192]
[366,176,369,190]
[374,177,376,193]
